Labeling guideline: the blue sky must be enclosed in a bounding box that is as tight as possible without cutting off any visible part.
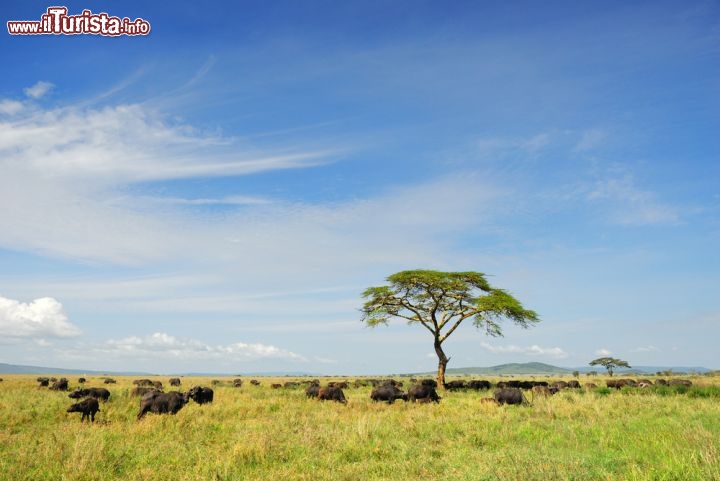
[1,1,718,375]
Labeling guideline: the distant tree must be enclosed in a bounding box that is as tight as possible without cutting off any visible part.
[589,357,631,377]
[360,270,539,388]
[572,370,580,378]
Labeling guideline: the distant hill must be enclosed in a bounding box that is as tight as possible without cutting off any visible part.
[0,361,713,377]
[431,363,714,376]
[445,362,574,375]
[0,362,150,376]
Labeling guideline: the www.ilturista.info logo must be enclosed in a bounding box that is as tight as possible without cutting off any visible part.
[7,7,150,36]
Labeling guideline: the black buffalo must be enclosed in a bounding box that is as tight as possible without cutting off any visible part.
[131,386,160,397]
[370,384,407,404]
[169,378,182,387]
[468,380,491,390]
[67,397,100,422]
[37,377,50,387]
[69,387,111,401]
[317,386,347,404]
[494,388,527,406]
[407,384,441,403]
[305,383,321,398]
[51,378,70,391]
[187,386,214,404]
[137,391,188,419]
[444,380,466,390]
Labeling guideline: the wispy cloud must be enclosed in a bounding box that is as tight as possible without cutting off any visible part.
[99,332,306,362]
[573,129,605,152]
[585,174,680,226]
[0,99,24,115]
[23,81,54,99]
[594,348,612,356]
[480,342,568,359]
[632,345,660,353]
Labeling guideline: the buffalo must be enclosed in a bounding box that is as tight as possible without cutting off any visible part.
[186,386,214,404]
[69,387,111,401]
[232,378,243,388]
[444,380,466,390]
[468,380,491,390]
[131,386,160,397]
[407,384,441,403]
[669,379,692,387]
[169,378,182,387]
[67,397,100,422]
[494,388,527,406]
[420,379,438,388]
[37,377,50,387]
[370,384,407,404]
[137,391,188,419]
[50,378,69,391]
[531,385,553,398]
[305,383,321,398]
[317,386,347,404]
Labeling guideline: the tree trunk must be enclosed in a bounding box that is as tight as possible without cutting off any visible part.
[434,338,449,389]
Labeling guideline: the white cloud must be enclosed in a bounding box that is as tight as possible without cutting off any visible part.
[480,342,568,359]
[632,345,660,353]
[0,295,81,338]
[594,348,612,356]
[23,81,54,99]
[99,332,306,362]
[0,99,24,115]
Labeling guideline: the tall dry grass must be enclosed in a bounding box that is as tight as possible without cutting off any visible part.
[0,374,718,480]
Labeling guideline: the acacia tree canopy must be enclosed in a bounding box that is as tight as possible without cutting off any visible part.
[588,357,631,376]
[360,269,539,387]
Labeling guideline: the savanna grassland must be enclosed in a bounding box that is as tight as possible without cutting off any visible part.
[0,374,719,481]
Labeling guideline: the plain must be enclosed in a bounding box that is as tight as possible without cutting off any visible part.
[0,374,718,481]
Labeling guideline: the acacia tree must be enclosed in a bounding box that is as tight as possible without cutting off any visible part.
[360,270,539,388]
[589,357,631,377]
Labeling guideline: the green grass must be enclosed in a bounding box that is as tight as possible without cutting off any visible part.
[0,375,718,480]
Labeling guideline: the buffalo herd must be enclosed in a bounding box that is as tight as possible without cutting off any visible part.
[25,374,698,423]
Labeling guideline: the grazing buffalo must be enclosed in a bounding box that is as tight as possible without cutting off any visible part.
[494,388,527,406]
[67,397,100,422]
[317,386,347,404]
[187,386,214,404]
[531,385,553,398]
[232,378,243,388]
[407,384,441,403]
[37,377,50,387]
[370,384,407,404]
[131,386,160,397]
[420,379,438,388]
[69,387,111,401]
[51,378,69,391]
[134,379,154,387]
[137,391,188,419]
[169,378,182,387]
[444,380,466,390]
[567,380,581,389]
[305,383,321,398]
[77,377,86,384]
[103,378,116,384]
[669,379,692,387]
[468,380,491,390]
[250,379,261,386]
